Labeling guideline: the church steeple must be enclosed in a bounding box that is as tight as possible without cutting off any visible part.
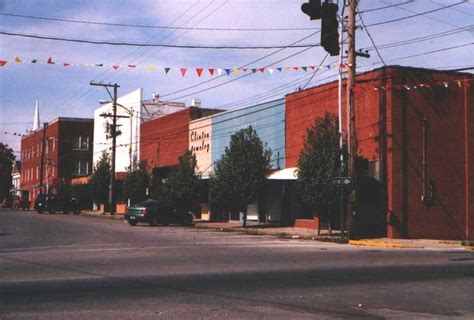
[33,98,40,131]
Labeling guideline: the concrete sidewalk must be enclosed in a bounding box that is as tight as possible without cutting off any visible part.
[79,211,472,250]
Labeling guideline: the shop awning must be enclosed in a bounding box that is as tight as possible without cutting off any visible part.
[266,167,298,180]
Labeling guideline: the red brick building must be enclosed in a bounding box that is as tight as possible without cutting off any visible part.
[285,66,473,240]
[20,118,94,205]
[140,107,221,170]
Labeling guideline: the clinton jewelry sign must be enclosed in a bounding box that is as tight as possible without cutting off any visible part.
[189,117,212,177]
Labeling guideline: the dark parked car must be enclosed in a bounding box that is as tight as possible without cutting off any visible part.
[125,200,193,227]
[35,194,81,215]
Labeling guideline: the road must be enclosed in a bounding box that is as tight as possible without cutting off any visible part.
[0,209,473,319]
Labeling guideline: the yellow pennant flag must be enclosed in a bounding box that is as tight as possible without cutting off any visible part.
[14,57,23,63]
[146,66,154,72]
[232,68,239,74]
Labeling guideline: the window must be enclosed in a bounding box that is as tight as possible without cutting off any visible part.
[73,160,89,176]
[73,136,89,150]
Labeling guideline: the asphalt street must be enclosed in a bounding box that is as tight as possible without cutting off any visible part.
[0,209,473,319]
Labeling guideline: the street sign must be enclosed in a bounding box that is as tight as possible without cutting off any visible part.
[329,177,352,187]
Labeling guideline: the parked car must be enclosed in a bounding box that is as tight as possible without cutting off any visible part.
[35,194,81,215]
[125,200,193,227]
[12,196,30,210]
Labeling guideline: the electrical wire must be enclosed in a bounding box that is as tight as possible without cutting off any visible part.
[357,9,386,66]
[0,12,317,32]
[358,1,414,13]
[0,30,317,49]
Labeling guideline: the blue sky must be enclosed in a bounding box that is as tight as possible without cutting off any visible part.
[1,0,473,156]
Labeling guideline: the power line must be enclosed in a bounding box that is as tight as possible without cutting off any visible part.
[0,12,317,32]
[358,1,414,13]
[366,1,466,27]
[357,9,386,66]
[0,30,317,49]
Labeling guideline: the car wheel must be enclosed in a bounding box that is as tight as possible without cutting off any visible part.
[128,220,138,226]
[149,217,159,227]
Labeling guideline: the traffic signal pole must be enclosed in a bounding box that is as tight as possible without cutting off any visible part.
[346,0,357,239]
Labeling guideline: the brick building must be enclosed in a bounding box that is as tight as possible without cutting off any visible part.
[20,118,94,206]
[140,107,221,170]
[285,66,473,240]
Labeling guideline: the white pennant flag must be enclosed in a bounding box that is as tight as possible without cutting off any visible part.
[217,68,223,75]
[268,68,274,74]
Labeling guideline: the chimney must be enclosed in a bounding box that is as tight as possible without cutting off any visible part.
[191,99,201,108]
[32,98,40,131]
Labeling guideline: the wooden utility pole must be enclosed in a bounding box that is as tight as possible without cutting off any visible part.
[346,0,357,239]
[90,82,124,215]
[39,122,48,194]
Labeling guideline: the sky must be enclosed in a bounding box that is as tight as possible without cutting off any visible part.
[1,0,473,157]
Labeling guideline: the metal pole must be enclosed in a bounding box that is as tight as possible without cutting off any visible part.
[110,84,118,215]
[346,0,357,239]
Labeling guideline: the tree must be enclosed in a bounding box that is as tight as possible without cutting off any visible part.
[0,143,15,201]
[90,151,110,207]
[122,161,149,205]
[210,126,271,226]
[297,112,343,227]
[163,150,200,213]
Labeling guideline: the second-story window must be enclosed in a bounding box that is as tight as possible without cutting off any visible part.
[73,136,89,150]
[73,160,89,176]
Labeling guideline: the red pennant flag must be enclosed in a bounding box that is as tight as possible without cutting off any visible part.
[47,57,55,64]
[113,65,120,70]
[196,68,203,77]
[259,68,265,73]
[63,63,71,67]
[242,68,248,72]
[293,66,299,71]
[208,68,215,76]
[310,65,316,70]
[0,60,7,67]
[180,68,187,76]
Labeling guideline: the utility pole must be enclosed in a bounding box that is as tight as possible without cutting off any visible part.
[90,82,126,215]
[346,0,357,239]
[39,122,48,194]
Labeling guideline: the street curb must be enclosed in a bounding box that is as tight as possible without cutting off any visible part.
[80,212,124,220]
[349,240,408,249]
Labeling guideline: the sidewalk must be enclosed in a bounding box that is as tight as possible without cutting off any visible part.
[79,211,472,250]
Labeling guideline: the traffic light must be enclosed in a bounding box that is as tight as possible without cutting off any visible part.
[301,0,321,20]
[321,1,340,56]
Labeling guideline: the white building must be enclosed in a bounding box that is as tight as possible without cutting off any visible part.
[93,89,187,172]
[10,161,21,197]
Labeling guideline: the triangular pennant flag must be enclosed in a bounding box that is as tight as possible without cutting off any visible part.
[285,67,291,72]
[63,63,71,67]
[0,60,7,67]
[96,64,104,67]
[14,57,22,63]
[164,67,171,74]
[277,67,282,72]
[208,68,215,76]
[47,57,55,64]
[259,68,265,73]
[232,68,239,74]
[326,65,331,70]
[180,68,187,76]
[113,65,120,70]
[309,65,316,70]
[146,66,154,72]
[268,68,274,74]
[80,64,88,67]
[196,68,203,77]
[403,85,411,90]
[242,68,248,72]
[128,64,136,68]
[293,66,299,71]
[30,59,38,64]
[225,69,231,75]
[251,68,257,73]
[443,82,448,87]
[302,66,307,72]
[217,68,223,75]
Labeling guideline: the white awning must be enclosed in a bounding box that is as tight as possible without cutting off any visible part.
[266,167,298,180]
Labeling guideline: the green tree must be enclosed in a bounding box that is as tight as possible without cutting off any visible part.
[0,143,15,201]
[210,126,271,226]
[297,112,343,223]
[90,151,110,207]
[163,150,200,213]
[122,161,149,205]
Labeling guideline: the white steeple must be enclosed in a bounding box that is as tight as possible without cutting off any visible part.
[33,98,40,131]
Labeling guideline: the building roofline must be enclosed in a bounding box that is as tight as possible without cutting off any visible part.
[21,117,94,138]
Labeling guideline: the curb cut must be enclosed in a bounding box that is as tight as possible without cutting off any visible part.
[349,240,408,249]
